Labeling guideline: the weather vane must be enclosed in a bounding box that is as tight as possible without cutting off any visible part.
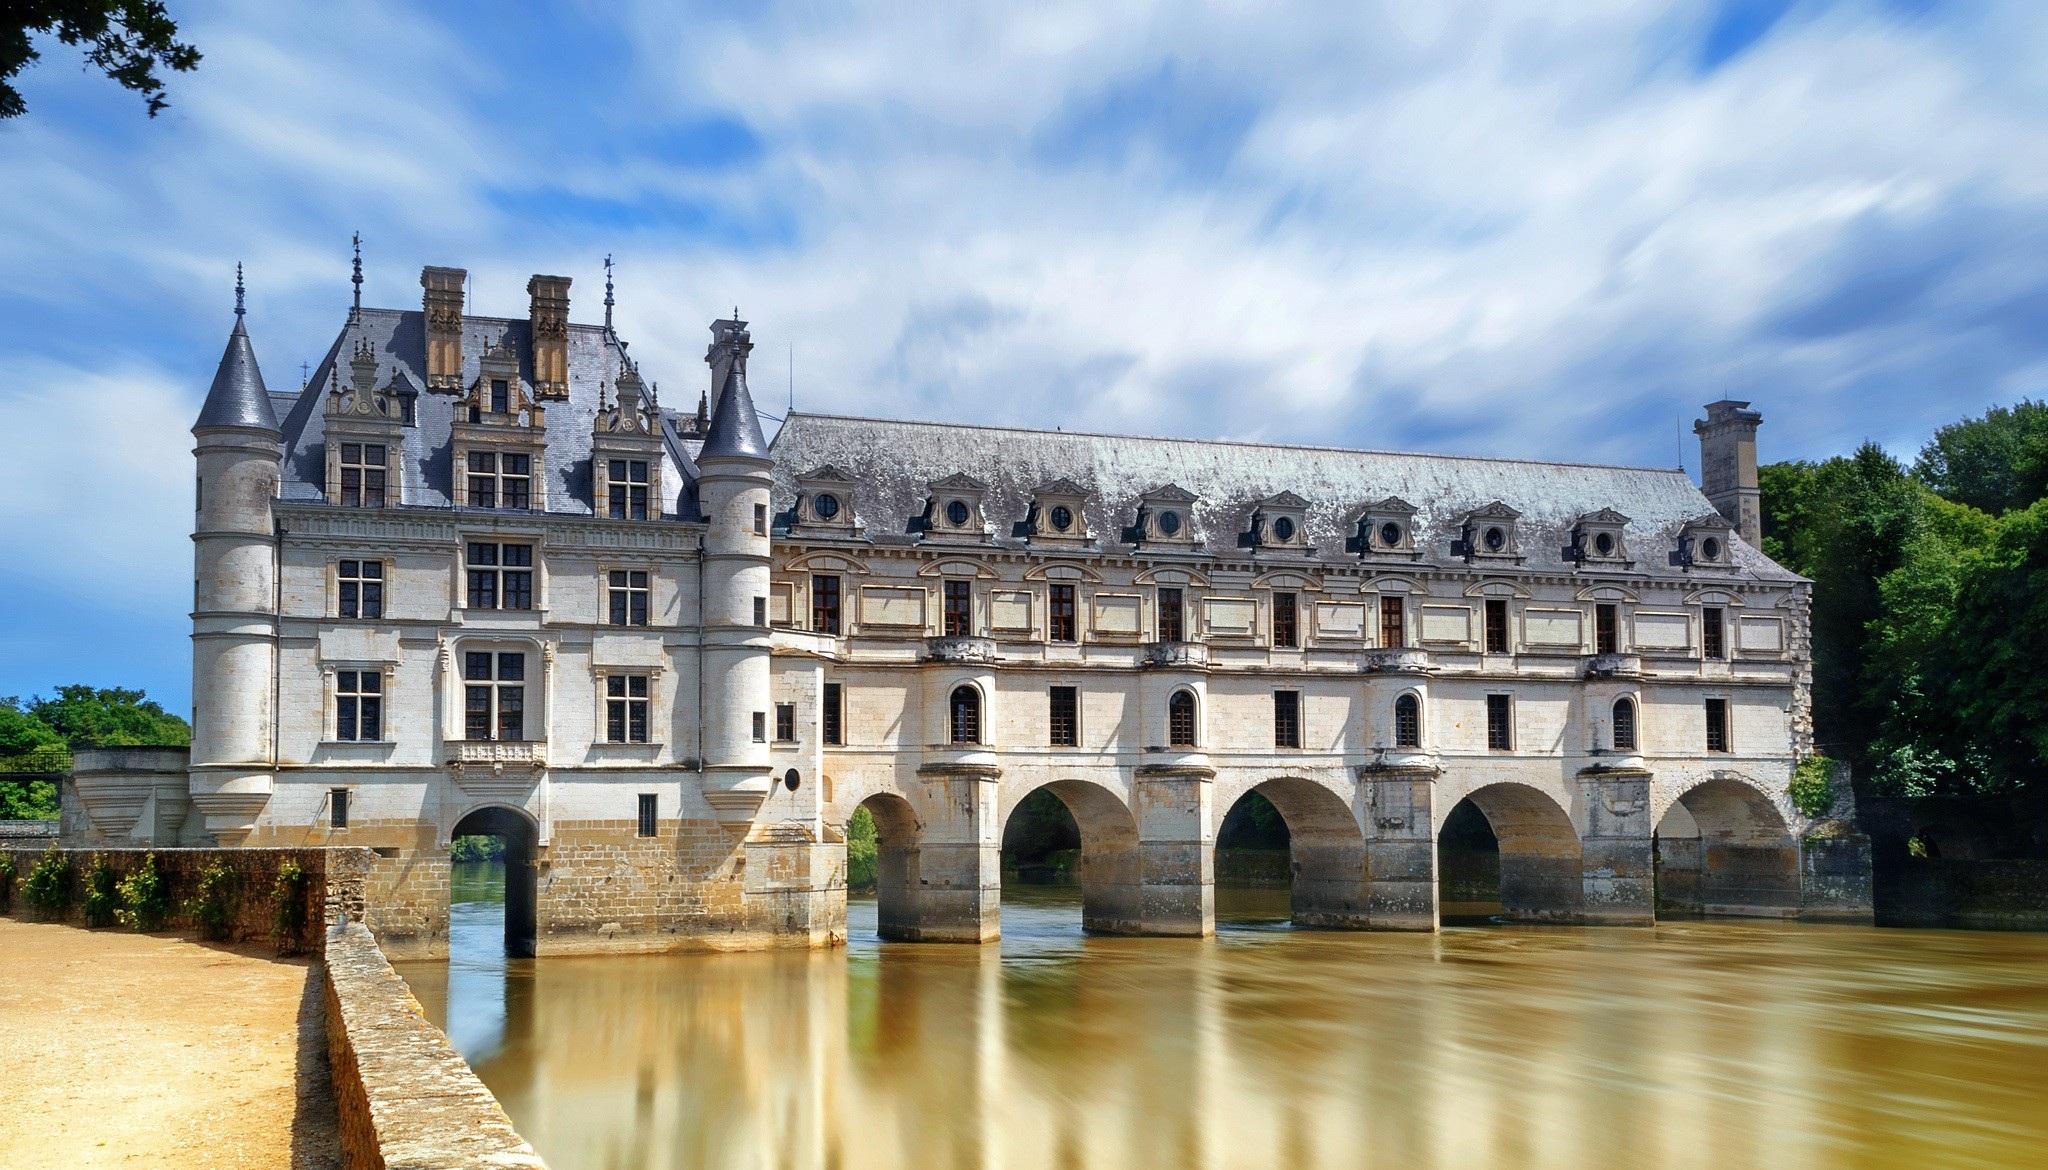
[234,262,245,318]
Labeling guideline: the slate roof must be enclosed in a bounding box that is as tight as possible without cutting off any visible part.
[194,317,281,433]
[768,413,1801,583]
[274,308,701,517]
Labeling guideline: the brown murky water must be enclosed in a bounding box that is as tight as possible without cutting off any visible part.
[400,870,2048,1170]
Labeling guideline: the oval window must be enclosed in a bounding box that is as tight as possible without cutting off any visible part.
[1701,537,1721,561]
[814,493,840,520]
[1484,526,1506,552]
[946,500,970,526]
[784,769,801,792]
[1379,521,1401,548]
[1158,510,1182,536]
[1272,516,1296,542]
[1594,531,1614,556]
[1049,505,1073,531]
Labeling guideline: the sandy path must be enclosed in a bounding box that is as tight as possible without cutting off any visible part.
[0,917,340,1169]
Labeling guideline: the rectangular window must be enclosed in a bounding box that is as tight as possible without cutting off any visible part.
[463,651,525,740]
[1157,587,1184,642]
[606,675,649,743]
[1485,599,1510,654]
[944,580,972,637]
[1048,584,1076,642]
[776,703,796,743]
[1380,596,1405,648]
[1272,592,1299,648]
[812,575,842,635]
[754,596,768,628]
[330,788,350,830]
[467,451,497,509]
[637,793,657,838]
[490,378,509,414]
[335,670,382,742]
[502,453,530,510]
[466,450,531,510]
[338,560,384,620]
[823,682,843,745]
[1706,698,1730,753]
[752,711,767,743]
[1486,694,1513,751]
[1595,604,1619,655]
[1274,690,1302,749]
[1703,607,1726,660]
[339,443,387,508]
[754,503,768,536]
[1049,686,1078,747]
[467,543,533,610]
[607,570,650,626]
[607,459,650,520]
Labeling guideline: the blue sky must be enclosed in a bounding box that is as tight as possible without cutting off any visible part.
[2,0,2044,716]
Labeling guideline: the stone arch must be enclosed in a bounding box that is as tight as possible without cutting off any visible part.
[1656,777,1799,917]
[854,791,927,941]
[450,804,540,958]
[1439,782,1583,922]
[1229,777,1368,928]
[1006,778,1145,935]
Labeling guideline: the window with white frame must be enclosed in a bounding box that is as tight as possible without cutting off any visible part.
[464,651,526,740]
[338,560,383,619]
[466,451,531,509]
[466,543,533,610]
[335,670,382,741]
[606,674,649,743]
[607,459,650,520]
[607,570,649,626]
[339,443,388,507]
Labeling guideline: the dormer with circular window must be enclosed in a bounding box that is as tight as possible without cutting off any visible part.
[790,464,862,537]
[1242,491,1312,555]
[1567,508,1632,569]
[1672,514,1737,571]
[1125,483,1201,550]
[1348,496,1420,560]
[920,473,992,544]
[1022,478,1093,547]
[1452,501,1522,563]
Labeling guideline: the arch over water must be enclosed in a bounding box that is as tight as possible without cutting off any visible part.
[1441,783,1583,922]
[451,804,539,958]
[1007,778,1144,935]
[1656,777,1799,917]
[856,792,925,941]
[1220,777,1369,928]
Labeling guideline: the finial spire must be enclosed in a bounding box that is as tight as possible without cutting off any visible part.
[234,262,245,319]
[603,254,615,334]
[350,232,363,317]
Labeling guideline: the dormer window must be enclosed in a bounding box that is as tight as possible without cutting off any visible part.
[339,443,387,508]
[1672,515,1736,570]
[1127,484,1200,548]
[791,465,861,536]
[607,460,649,520]
[1567,509,1631,568]
[467,451,531,510]
[490,378,509,414]
[946,500,970,526]
[1022,478,1093,546]
[816,493,841,519]
[1050,506,1073,531]
[920,474,990,543]
[1452,502,1522,563]
[1244,491,1311,554]
[1159,510,1182,535]
[1349,497,1419,560]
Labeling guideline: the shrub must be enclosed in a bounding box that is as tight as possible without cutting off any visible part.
[188,860,239,941]
[1791,754,1836,819]
[115,853,171,931]
[22,844,69,920]
[270,859,310,954]
[0,853,15,905]
[847,806,877,892]
[82,854,118,927]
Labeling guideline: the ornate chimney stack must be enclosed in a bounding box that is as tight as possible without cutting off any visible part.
[1695,399,1764,547]
[528,274,572,399]
[421,266,466,391]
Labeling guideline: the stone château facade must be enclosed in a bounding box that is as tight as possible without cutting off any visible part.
[71,259,1869,957]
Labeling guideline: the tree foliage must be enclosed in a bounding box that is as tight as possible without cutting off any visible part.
[1,0,200,119]
[24,684,189,747]
[1913,399,2048,518]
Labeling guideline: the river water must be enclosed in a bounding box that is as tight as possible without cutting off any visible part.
[398,864,2048,1170]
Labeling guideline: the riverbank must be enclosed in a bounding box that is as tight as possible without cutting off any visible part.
[0,918,340,1169]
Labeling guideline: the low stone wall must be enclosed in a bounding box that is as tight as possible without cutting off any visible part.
[1875,858,2048,931]
[323,920,545,1169]
[0,846,371,950]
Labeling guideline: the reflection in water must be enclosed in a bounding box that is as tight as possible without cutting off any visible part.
[397,871,2048,1170]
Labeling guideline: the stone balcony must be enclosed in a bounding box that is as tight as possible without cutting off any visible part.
[1360,647,1432,674]
[917,745,1002,780]
[1582,653,1643,679]
[923,635,1000,665]
[445,739,547,796]
[1141,641,1210,669]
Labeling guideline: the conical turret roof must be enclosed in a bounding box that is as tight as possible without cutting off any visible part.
[194,315,280,434]
[700,364,770,460]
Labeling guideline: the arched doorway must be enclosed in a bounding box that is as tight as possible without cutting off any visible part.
[1003,780,1143,935]
[852,792,927,941]
[1655,778,1799,917]
[1216,779,1368,928]
[1437,783,1582,922]
[450,805,539,957]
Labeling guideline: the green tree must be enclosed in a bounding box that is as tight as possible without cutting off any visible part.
[28,685,189,747]
[2,1,200,119]
[0,699,66,820]
[1914,399,2048,517]
[846,806,878,892]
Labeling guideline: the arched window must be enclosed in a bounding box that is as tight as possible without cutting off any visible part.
[1394,693,1421,748]
[1612,696,1637,752]
[1168,690,1197,747]
[949,685,981,745]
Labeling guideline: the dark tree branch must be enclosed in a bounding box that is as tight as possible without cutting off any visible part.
[1,0,201,119]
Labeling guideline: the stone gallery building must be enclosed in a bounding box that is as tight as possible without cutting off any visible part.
[95,261,1867,956]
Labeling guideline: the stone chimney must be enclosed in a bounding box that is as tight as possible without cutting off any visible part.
[528,275,572,399]
[1695,399,1763,547]
[420,266,466,391]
